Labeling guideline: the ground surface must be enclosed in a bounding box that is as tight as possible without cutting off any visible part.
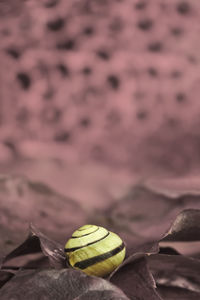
[0,0,200,253]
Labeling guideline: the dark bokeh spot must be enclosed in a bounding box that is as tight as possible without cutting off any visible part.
[56,63,69,77]
[176,1,191,15]
[6,47,20,59]
[44,0,60,8]
[171,70,182,78]
[83,26,94,35]
[16,72,31,90]
[80,0,110,14]
[16,107,30,123]
[1,28,11,36]
[29,182,53,194]
[134,2,147,10]
[82,66,92,75]
[40,210,48,217]
[54,130,71,142]
[106,109,121,125]
[43,88,55,100]
[171,27,183,36]
[160,3,168,11]
[42,107,62,123]
[137,19,153,31]
[109,17,124,32]
[79,117,91,128]
[168,117,180,128]
[187,55,197,64]
[148,41,163,52]
[97,50,110,60]
[81,86,100,104]
[176,92,186,102]
[4,140,16,153]
[134,91,145,100]
[147,67,158,77]
[136,110,148,120]
[47,18,65,31]
[56,39,75,51]
[107,75,120,90]
[91,145,104,160]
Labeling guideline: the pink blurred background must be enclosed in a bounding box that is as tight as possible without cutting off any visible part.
[1,0,200,210]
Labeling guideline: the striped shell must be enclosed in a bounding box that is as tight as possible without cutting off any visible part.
[64,225,126,277]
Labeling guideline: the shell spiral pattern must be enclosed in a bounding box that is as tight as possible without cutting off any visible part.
[64,225,126,277]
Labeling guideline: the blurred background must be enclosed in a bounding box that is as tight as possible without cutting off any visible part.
[0,0,200,252]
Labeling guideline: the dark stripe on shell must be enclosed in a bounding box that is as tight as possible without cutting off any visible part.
[65,231,110,253]
[74,242,125,269]
[71,227,100,238]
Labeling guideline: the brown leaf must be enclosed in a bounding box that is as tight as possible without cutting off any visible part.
[1,224,66,270]
[156,286,200,300]
[0,175,86,258]
[0,270,14,288]
[148,254,200,299]
[162,209,200,241]
[103,185,200,248]
[0,269,130,300]
[110,257,162,300]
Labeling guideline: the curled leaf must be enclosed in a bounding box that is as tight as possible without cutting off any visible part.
[1,224,66,270]
[162,209,200,242]
[149,254,200,293]
[148,254,200,299]
[101,185,200,253]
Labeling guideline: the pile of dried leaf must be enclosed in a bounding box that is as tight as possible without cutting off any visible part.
[0,179,200,299]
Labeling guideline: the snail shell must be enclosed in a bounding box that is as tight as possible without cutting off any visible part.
[64,224,126,277]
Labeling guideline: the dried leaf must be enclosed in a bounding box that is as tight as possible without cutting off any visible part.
[1,186,200,300]
[148,254,200,299]
[104,185,200,248]
[0,269,130,300]
[157,286,200,300]
[1,224,66,270]
[0,270,14,288]
[162,209,200,241]
[110,257,162,300]
[0,175,86,258]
